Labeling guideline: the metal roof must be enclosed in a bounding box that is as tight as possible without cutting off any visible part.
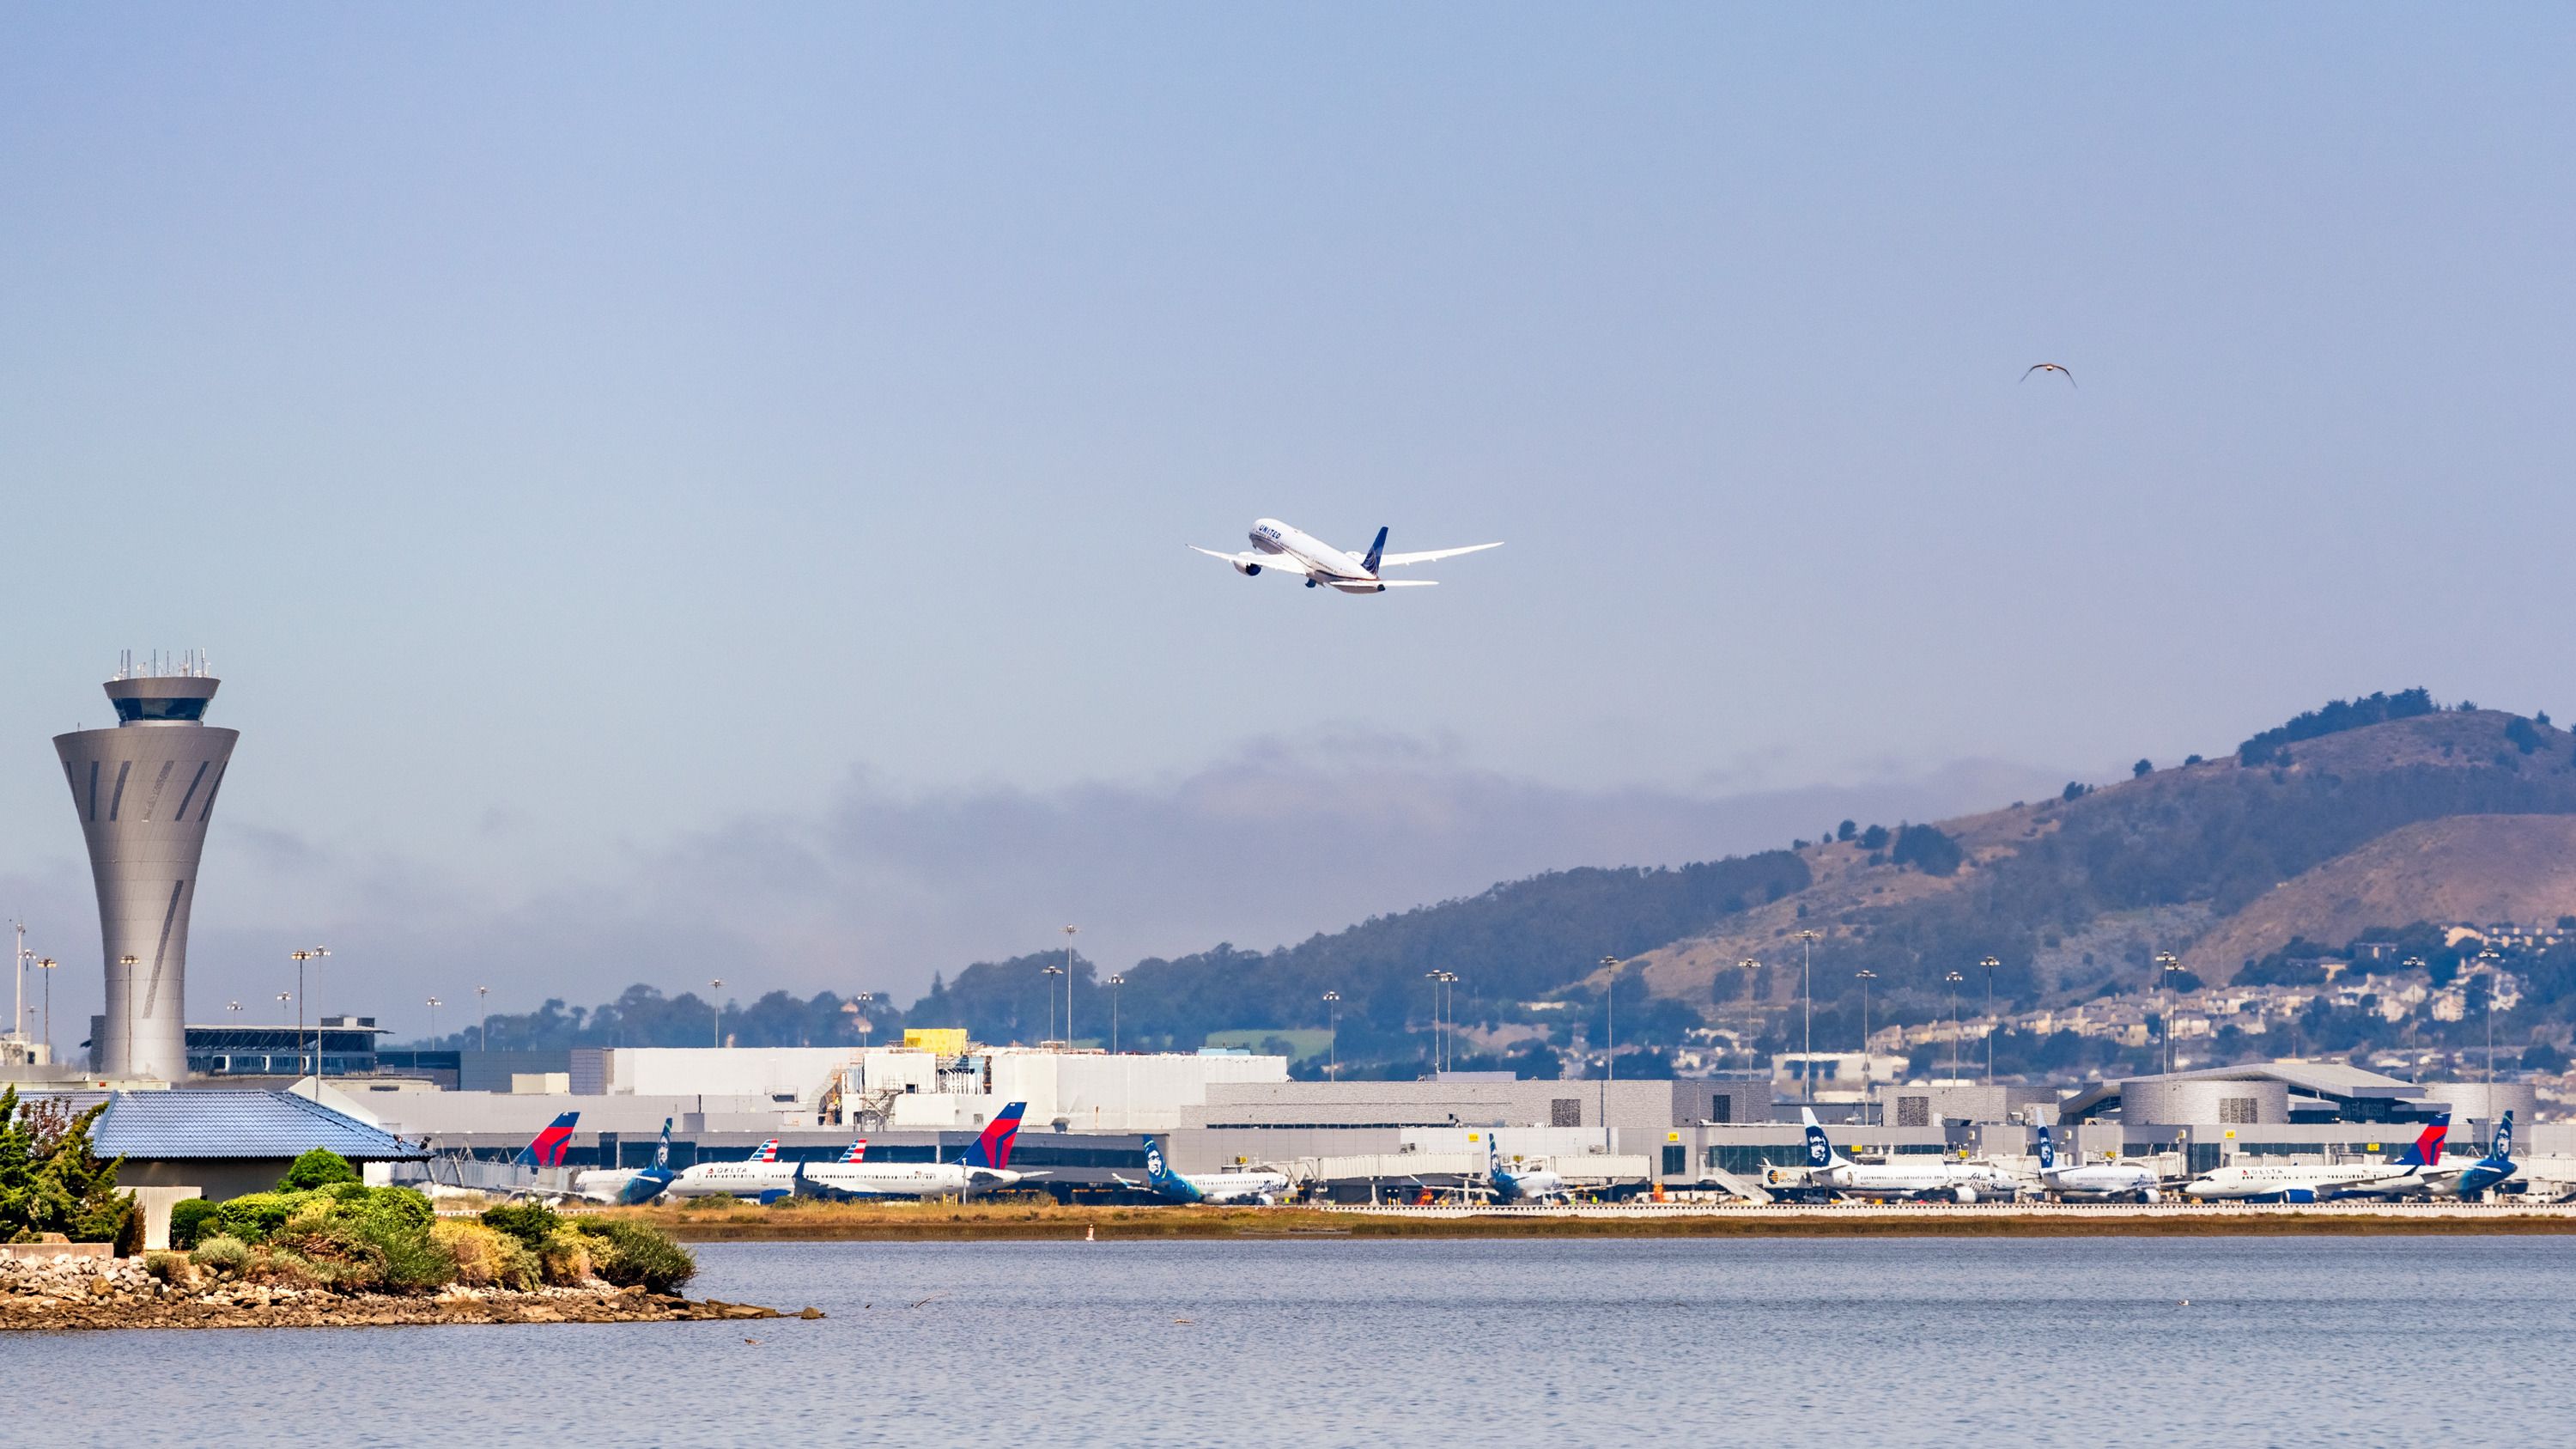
[92,1089,426,1161]
[2057,1059,2427,1121]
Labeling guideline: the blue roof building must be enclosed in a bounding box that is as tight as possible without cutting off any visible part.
[91,1089,426,1201]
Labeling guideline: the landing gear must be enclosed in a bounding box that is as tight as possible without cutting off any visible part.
[1304,578,1319,588]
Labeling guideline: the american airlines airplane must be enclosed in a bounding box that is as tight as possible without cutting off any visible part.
[797,1104,1034,1200]
[665,1138,799,1203]
[1190,519,1501,594]
[1115,1140,1292,1205]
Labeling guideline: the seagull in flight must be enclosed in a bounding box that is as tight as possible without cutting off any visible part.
[2020,362,2076,387]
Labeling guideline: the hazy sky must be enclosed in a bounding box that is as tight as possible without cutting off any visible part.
[3,8,2572,1038]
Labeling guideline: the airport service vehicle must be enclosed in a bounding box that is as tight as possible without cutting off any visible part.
[798,1103,1034,1200]
[1765,1108,2014,1202]
[666,1138,797,1203]
[1485,1135,1571,1205]
[514,1111,580,1170]
[1189,519,1501,594]
[1115,1141,1294,1205]
[570,1118,677,1206]
[2183,1115,2484,1202]
[2032,1126,2163,1202]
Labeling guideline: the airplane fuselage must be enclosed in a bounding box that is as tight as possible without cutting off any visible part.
[666,1160,800,1202]
[2182,1161,2417,1202]
[1246,519,1382,590]
[2041,1164,2160,1201]
[799,1161,1022,1199]
[570,1167,674,1206]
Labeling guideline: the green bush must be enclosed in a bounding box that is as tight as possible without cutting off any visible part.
[0,1087,134,1245]
[574,1218,696,1294]
[279,1148,361,1190]
[191,1234,252,1272]
[169,1196,221,1249]
[479,1200,562,1250]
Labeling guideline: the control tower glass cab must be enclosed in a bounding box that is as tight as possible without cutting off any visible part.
[53,654,240,1081]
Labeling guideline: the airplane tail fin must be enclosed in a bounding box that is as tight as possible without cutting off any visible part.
[747,1138,781,1164]
[2488,1111,2515,1164]
[652,1118,671,1171]
[964,1102,1027,1170]
[1143,1140,1178,1187]
[513,1111,579,1169]
[1799,1107,1841,1169]
[1362,527,1388,574]
[2398,1114,2451,1168]
[2035,1125,2056,1172]
[839,1137,869,1165]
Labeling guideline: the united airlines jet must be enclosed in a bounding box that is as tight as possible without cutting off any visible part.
[1190,519,1501,594]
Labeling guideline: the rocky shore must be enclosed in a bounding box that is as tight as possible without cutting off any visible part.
[0,1251,817,1331]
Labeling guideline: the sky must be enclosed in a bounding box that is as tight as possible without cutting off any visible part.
[3,7,2572,1041]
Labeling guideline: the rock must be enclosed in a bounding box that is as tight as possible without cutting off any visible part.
[798,1307,825,1320]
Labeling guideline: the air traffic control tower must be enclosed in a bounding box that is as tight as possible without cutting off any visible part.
[54,654,239,1081]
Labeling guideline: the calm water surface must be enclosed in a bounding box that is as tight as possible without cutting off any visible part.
[10,1236,2568,1446]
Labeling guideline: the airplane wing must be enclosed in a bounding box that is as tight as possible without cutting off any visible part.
[1189,545,1311,576]
[1375,542,1502,567]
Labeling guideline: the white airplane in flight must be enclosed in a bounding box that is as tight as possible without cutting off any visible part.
[1190,519,1501,594]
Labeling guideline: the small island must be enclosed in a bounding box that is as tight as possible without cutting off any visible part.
[2,1090,800,1331]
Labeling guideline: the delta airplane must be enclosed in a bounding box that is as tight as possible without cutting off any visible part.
[799,1104,1034,1200]
[2307,1112,2517,1202]
[514,1111,579,1171]
[1190,519,1501,594]
[2032,1126,2163,1202]
[2182,1116,2467,1202]
[1115,1140,1292,1205]
[1765,1108,2014,1202]
[666,1138,799,1203]
[1484,1135,1571,1205]
[570,1118,678,1206]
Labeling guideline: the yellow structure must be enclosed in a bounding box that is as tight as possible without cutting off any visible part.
[903,1027,969,1056]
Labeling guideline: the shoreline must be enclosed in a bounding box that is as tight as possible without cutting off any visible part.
[611,1202,2576,1242]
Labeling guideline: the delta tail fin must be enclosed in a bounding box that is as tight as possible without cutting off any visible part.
[2397,1114,2451,1168]
[963,1103,1027,1171]
[513,1111,580,1169]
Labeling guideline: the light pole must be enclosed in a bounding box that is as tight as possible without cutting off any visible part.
[850,991,878,1048]
[9,921,24,1056]
[2401,956,2427,1075]
[1042,962,1066,1044]
[35,958,55,1060]
[1060,926,1078,1046]
[1321,990,1340,1080]
[1424,971,1444,1073]
[2478,947,2502,1099]
[1856,970,1877,1121]
[708,978,725,1049]
[476,984,489,1052]
[1943,971,1964,1080]
[1795,929,1821,1083]
[426,996,441,1047]
[290,947,329,1080]
[1979,955,2000,1084]
[276,990,292,1026]
[2155,952,2182,1075]
[115,953,140,1076]
[1108,976,1125,1053]
[1735,959,1760,1071]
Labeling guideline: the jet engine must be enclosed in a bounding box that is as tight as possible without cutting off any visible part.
[1953,1184,1978,1203]
[1235,562,1261,576]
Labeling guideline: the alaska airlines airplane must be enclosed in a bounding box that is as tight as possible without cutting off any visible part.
[666,1138,799,1203]
[798,1104,1035,1200]
[513,1111,579,1170]
[1485,1135,1571,1205]
[1115,1140,1292,1205]
[2325,1113,2518,1201]
[570,1118,678,1206]
[1190,519,1501,594]
[2032,1126,2162,1202]
[1765,1108,2014,1202]
[2182,1116,2459,1202]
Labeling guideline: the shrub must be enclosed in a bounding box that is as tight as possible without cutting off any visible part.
[538,1230,595,1286]
[279,1148,361,1190]
[191,1234,252,1273]
[574,1219,696,1294]
[240,1245,329,1290]
[206,1191,300,1245]
[432,1220,511,1287]
[143,1250,196,1286]
[168,1197,222,1250]
[480,1200,562,1251]
[1891,823,1965,876]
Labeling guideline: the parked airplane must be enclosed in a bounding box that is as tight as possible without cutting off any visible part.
[666,1137,798,1203]
[799,1104,1034,1200]
[1765,1108,2014,1202]
[2182,1117,2460,1202]
[2451,1111,2520,1200]
[2032,1126,2163,1202]
[569,1118,678,1206]
[1115,1140,1293,1205]
[1484,1135,1571,1205]
[1190,519,1501,594]
[513,1111,579,1170]
[2339,1113,2518,1200]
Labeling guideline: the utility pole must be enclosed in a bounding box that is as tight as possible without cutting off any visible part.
[1979,955,1999,1084]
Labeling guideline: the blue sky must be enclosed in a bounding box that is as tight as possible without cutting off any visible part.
[3,8,2571,1037]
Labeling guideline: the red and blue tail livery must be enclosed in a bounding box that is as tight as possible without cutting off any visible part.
[513,1111,580,1169]
[837,1138,869,1164]
[2395,1115,2451,1169]
[748,1138,781,1163]
[963,1103,1027,1171]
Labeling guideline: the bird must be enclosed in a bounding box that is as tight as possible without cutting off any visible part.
[743,1336,763,1344]
[2021,362,2076,387]
[908,1293,944,1309]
